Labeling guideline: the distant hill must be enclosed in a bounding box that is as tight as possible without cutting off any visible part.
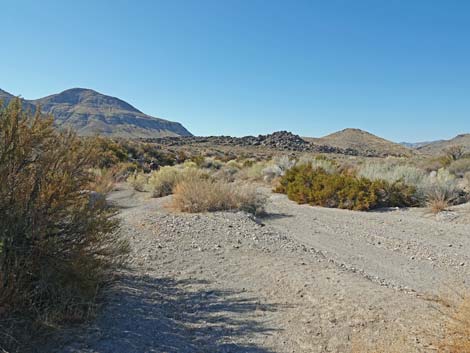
[417,134,470,155]
[1,88,192,138]
[305,128,413,157]
[399,141,441,149]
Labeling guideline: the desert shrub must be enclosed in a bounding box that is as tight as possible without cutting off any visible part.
[444,145,465,161]
[262,164,283,182]
[148,165,207,197]
[171,179,266,215]
[126,172,148,192]
[276,164,416,211]
[238,161,268,181]
[296,155,338,174]
[448,158,470,177]
[120,140,177,168]
[200,157,224,170]
[262,156,295,182]
[147,166,181,196]
[358,162,426,187]
[93,136,129,168]
[191,155,205,166]
[241,158,256,168]
[424,169,460,205]
[182,160,198,169]
[92,137,177,171]
[88,168,117,194]
[358,162,462,205]
[89,162,138,194]
[419,156,452,172]
[226,159,242,169]
[212,165,240,182]
[0,99,128,352]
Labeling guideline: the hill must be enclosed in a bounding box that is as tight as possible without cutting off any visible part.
[305,128,412,157]
[417,134,470,155]
[399,141,442,149]
[1,88,192,138]
[0,88,36,112]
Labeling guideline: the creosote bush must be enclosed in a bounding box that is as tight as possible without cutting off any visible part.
[0,99,128,352]
[276,164,416,211]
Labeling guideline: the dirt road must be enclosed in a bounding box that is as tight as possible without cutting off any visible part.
[265,193,470,295]
[49,186,469,353]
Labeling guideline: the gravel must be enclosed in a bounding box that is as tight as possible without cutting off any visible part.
[46,185,470,353]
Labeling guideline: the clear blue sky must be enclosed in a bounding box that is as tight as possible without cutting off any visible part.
[2,0,469,142]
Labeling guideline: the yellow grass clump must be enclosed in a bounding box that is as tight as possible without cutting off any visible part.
[170,177,266,215]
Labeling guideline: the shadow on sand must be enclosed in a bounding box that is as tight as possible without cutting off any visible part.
[49,272,287,353]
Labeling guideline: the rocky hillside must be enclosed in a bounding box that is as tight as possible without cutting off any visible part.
[143,131,360,155]
[1,88,192,138]
[306,128,413,157]
[417,134,470,155]
[0,88,36,112]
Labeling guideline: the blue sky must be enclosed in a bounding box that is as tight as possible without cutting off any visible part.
[1,0,469,142]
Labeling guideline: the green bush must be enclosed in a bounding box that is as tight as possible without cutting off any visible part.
[276,164,416,211]
[0,99,128,352]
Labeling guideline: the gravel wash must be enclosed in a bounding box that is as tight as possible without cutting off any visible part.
[46,186,467,353]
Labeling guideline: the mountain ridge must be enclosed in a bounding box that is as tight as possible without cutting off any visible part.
[417,133,470,154]
[0,87,192,138]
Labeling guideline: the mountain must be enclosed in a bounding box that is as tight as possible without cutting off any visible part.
[399,141,441,149]
[0,88,36,112]
[416,134,470,155]
[305,128,413,157]
[1,88,192,138]
[0,88,13,102]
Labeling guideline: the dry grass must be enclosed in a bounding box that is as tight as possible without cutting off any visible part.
[427,196,449,214]
[170,178,266,215]
[148,166,207,197]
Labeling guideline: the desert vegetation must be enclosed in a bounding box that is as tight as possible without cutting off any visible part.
[0,100,128,352]
[171,178,266,215]
[123,148,469,214]
[275,163,417,210]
